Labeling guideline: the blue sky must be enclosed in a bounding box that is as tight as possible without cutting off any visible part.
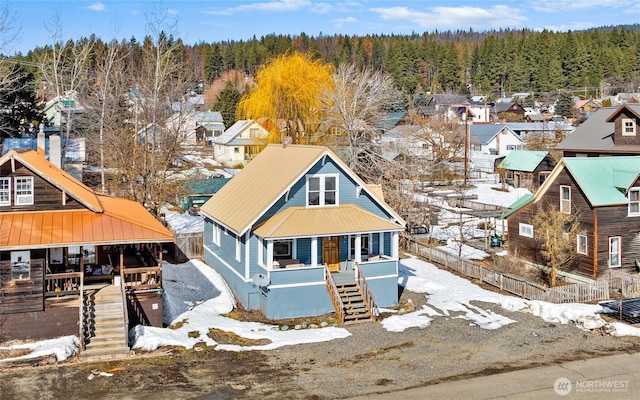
[3,0,640,54]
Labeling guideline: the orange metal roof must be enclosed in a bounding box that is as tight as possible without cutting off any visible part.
[0,149,174,250]
[1,149,104,212]
[0,196,174,250]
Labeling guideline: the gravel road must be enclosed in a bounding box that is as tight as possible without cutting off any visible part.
[2,288,639,400]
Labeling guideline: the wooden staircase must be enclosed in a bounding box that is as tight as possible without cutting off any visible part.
[81,284,130,360]
[335,280,376,325]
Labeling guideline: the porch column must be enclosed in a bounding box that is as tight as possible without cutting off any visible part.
[354,234,362,263]
[391,231,399,259]
[311,236,318,267]
[266,240,274,270]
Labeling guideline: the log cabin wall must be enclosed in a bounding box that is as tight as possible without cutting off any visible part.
[0,251,46,314]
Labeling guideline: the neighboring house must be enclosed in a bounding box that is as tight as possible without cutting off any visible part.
[377,111,407,132]
[468,124,524,155]
[41,91,84,129]
[574,99,600,116]
[555,104,640,157]
[467,101,492,124]
[505,121,575,142]
[380,125,432,160]
[213,119,270,167]
[169,111,226,147]
[497,150,556,190]
[199,144,405,322]
[417,94,468,118]
[491,102,526,122]
[178,177,231,211]
[503,156,640,280]
[0,149,174,352]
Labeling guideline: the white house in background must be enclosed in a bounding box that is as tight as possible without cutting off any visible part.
[168,111,226,147]
[379,125,433,159]
[42,91,84,129]
[213,119,270,167]
[469,124,523,155]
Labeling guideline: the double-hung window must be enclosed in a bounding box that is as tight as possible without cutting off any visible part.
[577,235,587,255]
[609,236,621,268]
[0,177,10,206]
[307,175,338,207]
[629,188,640,216]
[560,185,571,214]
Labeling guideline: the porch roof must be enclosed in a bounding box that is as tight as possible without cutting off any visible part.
[253,204,403,239]
[0,196,174,250]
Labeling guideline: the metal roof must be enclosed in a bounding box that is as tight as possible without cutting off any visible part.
[469,124,520,145]
[0,150,174,250]
[555,107,617,151]
[199,144,405,235]
[502,193,534,219]
[498,150,549,172]
[253,204,402,239]
[561,157,640,206]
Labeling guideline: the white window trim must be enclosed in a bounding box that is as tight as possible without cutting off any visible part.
[0,177,10,206]
[306,174,339,207]
[235,235,241,262]
[560,185,571,214]
[621,118,636,136]
[212,224,221,246]
[629,187,640,216]
[14,176,34,205]
[519,223,534,238]
[577,234,588,255]
[609,236,621,268]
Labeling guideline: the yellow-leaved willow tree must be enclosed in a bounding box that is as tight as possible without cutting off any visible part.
[237,52,335,144]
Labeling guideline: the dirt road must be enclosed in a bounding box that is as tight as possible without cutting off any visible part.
[2,289,639,400]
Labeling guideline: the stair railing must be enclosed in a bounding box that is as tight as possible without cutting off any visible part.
[78,276,85,351]
[354,262,379,321]
[325,265,345,324]
[119,267,130,349]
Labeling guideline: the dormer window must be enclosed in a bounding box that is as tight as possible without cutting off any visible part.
[622,118,636,136]
[307,174,338,207]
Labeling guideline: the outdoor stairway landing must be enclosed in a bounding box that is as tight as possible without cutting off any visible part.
[81,284,130,360]
[335,280,376,325]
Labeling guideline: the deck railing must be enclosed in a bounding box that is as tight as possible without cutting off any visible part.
[122,266,162,290]
[325,266,345,324]
[44,272,82,297]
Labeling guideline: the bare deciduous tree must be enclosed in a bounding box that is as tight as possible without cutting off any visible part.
[533,202,583,287]
[321,63,399,179]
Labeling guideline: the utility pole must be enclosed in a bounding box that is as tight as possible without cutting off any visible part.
[463,106,469,186]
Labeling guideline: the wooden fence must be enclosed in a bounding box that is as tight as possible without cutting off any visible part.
[409,238,610,304]
[608,270,640,297]
[173,232,203,262]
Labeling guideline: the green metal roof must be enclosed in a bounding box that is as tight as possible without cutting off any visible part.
[498,150,548,172]
[502,193,534,219]
[562,157,640,206]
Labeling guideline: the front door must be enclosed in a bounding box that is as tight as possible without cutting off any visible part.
[322,236,340,272]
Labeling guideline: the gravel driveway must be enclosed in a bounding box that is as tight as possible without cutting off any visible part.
[2,288,639,400]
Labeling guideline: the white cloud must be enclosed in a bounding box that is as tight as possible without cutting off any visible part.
[529,0,634,12]
[167,9,179,16]
[370,5,527,30]
[86,2,106,12]
[207,0,313,15]
[333,16,358,28]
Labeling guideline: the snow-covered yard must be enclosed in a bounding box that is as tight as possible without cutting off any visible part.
[3,253,640,364]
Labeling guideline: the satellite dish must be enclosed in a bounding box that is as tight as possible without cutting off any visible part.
[251,273,270,287]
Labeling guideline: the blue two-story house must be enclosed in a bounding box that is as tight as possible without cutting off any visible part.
[199,144,406,323]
